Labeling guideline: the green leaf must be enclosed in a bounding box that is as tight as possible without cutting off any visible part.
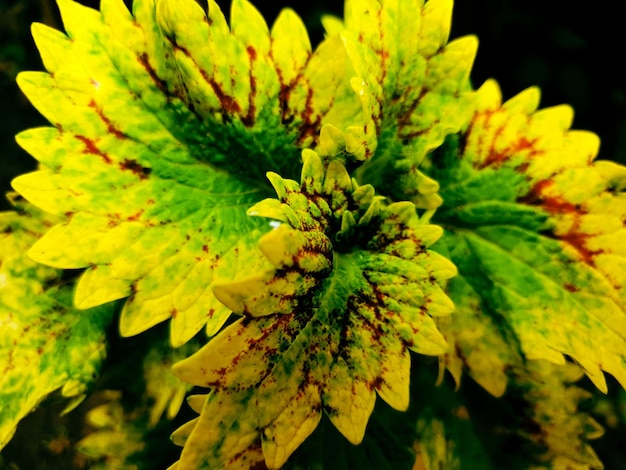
[412,366,495,470]
[171,151,456,469]
[508,361,604,469]
[330,0,478,208]
[77,332,195,469]
[0,196,115,450]
[76,391,147,470]
[413,361,601,470]
[429,79,626,395]
[11,0,374,346]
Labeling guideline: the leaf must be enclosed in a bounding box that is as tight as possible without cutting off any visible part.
[285,351,601,470]
[435,265,519,398]
[429,79,626,394]
[0,196,115,450]
[509,362,604,469]
[283,394,419,470]
[171,151,456,469]
[142,338,194,427]
[76,391,146,470]
[411,364,494,470]
[331,0,478,208]
[12,0,374,346]
[77,332,195,469]
[413,360,601,470]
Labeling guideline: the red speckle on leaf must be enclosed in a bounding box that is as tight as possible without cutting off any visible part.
[277,79,292,123]
[75,135,112,164]
[564,283,578,293]
[246,45,257,61]
[171,308,178,319]
[88,99,126,140]
[108,213,122,228]
[479,132,539,169]
[516,137,536,152]
[241,46,258,127]
[119,158,152,180]
[249,459,269,470]
[272,55,309,126]
[296,87,323,144]
[127,209,144,222]
[167,35,242,116]
[370,375,384,392]
[138,52,170,97]
[541,196,578,214]
[147,199,155,205]
[561,230,602,267]
[209,78,241,115]
[519,179,580,214]
[228,440,268,470]
[397,88,429,139]
[202,244,208,253]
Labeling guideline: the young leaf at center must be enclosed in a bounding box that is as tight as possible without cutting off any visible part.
[171,150,457,469]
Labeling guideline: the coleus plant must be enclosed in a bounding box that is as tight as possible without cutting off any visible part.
[1,0,625,468]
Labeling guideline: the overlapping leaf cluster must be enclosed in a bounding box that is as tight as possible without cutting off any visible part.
[3,0,626,468]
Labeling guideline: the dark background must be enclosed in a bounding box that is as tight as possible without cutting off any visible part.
[2,0,625,212]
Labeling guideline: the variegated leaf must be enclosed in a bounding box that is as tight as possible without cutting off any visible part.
[0,196,115,450]
[12,0,373,346]
[430,79,626,395]
[171,150,456,469]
